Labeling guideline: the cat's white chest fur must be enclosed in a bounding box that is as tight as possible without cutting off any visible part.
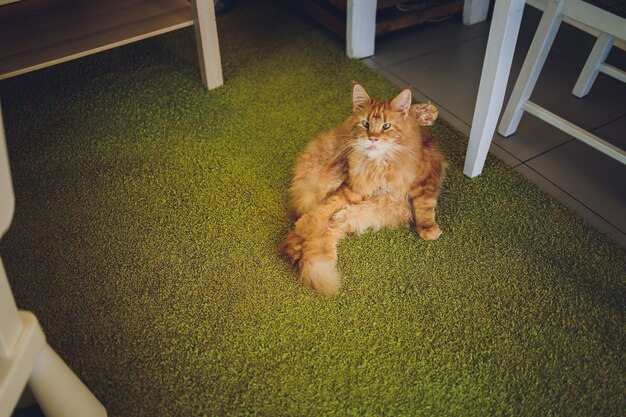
[350,159,411,198]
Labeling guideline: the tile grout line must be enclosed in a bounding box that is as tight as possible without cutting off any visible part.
[521,137,576,164]
[371,32,489,71]
[490,142,524,167]
[589,113,626,133]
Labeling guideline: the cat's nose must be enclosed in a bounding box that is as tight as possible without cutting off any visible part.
[369,137,379,142]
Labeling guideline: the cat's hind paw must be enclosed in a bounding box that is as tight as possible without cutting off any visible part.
[417,224,442,241]
[278,231,304,267]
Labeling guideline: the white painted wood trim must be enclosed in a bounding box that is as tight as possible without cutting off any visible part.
[463,0,526,178]
[346,0,376,58]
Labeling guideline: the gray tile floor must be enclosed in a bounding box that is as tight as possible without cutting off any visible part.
[362,5,626,247]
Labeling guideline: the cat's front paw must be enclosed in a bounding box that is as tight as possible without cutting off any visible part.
[330,208,356,235]
[417,224,442,241]
[411,103,439,126]
[330,208,347,223]
[278,231,305,266]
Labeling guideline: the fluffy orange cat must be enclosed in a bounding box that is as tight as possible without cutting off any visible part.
[279,84,444,295]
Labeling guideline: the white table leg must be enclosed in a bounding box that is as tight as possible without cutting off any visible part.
[463,0,525,178]
[191,0,224,90]
[346,0,377,58]
[463,0,490,25]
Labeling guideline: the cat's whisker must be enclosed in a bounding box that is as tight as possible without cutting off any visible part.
[396,144,424,161]
[325,134,354,141]
[399,152,424,167]
[332,143,359,162]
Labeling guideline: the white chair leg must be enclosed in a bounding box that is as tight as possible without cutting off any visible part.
[0,261,21,356]
[17,385,36,408]
[1,99,107,417]
[498,0,565,137]
[463,0,526,178]
[572,33,614,98]
[0,310,44,417]
[29,344,107,417]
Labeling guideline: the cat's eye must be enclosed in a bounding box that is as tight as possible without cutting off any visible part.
[382,123,391,130]
[362,120,370,129]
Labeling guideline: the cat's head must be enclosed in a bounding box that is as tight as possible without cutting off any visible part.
[350,84,415,159]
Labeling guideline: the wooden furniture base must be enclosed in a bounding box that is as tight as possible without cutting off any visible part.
[290,0,465,38]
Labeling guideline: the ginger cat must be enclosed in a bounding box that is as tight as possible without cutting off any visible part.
[279,84,444,295]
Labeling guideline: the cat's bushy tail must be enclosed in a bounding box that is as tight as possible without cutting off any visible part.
[299,255,340,296]
[279,215,344,296]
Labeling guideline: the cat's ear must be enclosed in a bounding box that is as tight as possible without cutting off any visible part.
[391,88,412,117]
[352,84,371,112]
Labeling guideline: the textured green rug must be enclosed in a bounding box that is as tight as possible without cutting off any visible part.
[2,1,624,416]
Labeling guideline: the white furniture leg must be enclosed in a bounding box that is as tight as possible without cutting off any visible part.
[191,0,224,89]
[0,307,44,417]
[463,0,490,25]
[346,0,491,57]
[0,101,20,355]
[0,101,108,417]
[346,0,377,58]
[572,33,614,97]
[463,0,525,178]
[29,344,107,417]
[498,0,565,137]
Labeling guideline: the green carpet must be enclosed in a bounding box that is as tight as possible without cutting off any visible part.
[2,1,624,416]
